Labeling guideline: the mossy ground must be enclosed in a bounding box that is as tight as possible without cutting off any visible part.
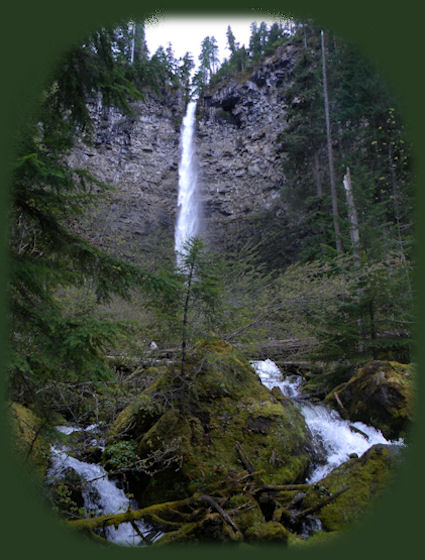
[9,402,51,476]
[105,339,312,505]
[302,444,400,532]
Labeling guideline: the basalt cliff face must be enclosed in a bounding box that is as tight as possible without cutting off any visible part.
[69,46,297,263]
[68,89,185,264]
[196,45,295,251]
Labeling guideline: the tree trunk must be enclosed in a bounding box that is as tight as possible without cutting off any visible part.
[343,167,360,263]
[388,142,412,299]
[321,30,343,253]
[313,151,322,198]
[342,167,365,352]
[181,259,195,377]
[369,299,377,359]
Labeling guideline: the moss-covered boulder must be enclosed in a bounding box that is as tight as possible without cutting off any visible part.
[302,444,401,532]
[9,402,50,476]
[107,375,166,443]
[109,340,313,506]
[324,361,414,439]
[245,521,289,543]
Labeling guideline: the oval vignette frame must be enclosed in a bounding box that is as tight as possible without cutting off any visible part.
[0,1,423,560]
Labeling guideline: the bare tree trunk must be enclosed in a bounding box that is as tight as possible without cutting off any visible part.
[181,260,195,378]
[321,30,343,253]
[343,167,360,263]
[302,23,308,50]
[130,23,135,64]
[343,167,365,353]
[313,151,322,198]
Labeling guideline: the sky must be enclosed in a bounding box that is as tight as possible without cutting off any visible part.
[144,14,288,70]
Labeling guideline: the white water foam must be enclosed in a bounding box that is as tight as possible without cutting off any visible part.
[251,359,404,483]
[49,426,161,545]
[175,100,201,264]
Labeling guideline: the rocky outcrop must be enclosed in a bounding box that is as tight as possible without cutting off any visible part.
[196,45,296,251]
[67,46,298,264]
[104,340,313,506]
[302,444,402,532]
[324,361,414,440]
[67,89,185,264]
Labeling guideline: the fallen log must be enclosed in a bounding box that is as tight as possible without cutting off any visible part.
[295,486,350,521]
[200,495,241,536]
[67,496,195,532]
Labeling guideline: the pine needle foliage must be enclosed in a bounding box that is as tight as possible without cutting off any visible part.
[8,23,180,408]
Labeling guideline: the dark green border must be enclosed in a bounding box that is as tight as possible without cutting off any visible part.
[1,1,423,559]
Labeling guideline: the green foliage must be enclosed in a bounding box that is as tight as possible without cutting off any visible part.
[269,253,413,362]
[279,22,413,262]
[49,481,87,520]
[103,441,139,471]
[8,22,180,414]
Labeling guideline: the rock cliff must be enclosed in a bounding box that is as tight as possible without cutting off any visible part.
[68,45,297,263]
[196,45,295,251]
[67,89,185,264]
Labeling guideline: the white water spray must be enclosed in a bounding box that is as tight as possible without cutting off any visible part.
[48,425,162,546]
[251,359,404,483]
[175,100,201,263]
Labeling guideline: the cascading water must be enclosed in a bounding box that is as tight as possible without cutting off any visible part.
[174,100,201,263]
[48,425,161,546]
[251,359,404,483]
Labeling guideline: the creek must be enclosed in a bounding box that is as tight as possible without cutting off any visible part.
[48,425,162,546]
[47,358,403,545]
[251,358,404,483]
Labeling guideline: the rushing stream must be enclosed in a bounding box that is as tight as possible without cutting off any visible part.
[47,358,404,545]
[251,359,404,483]
[48,425,161,546]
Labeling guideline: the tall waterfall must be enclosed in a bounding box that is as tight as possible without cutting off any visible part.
[175,100,201,263]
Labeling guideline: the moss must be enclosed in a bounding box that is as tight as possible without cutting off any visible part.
[154,522,198,545]
[325,361,414,439]
[126,340,312,504]
[227,494,264,533]
[9,402,50,476]
[302,444,400,532]
[107,388,164,443]
[245,521,289,543]
[289,530,341,547]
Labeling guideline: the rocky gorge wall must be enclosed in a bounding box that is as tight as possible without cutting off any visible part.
[67,89,185,265]
[68,45,297,264]
[196,44,296,252]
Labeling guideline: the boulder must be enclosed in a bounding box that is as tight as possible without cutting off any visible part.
[302,444,402,532]
[9,402,50,476]
[324,361,414,439]
[106,339,313,506]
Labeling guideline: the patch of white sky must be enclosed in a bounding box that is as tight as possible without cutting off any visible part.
[144,13,289,71]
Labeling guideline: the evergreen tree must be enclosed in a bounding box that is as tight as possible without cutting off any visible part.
[8,25,177,410]
[177,52,195,100]
[226,25,237,55]
[199,36,219,80]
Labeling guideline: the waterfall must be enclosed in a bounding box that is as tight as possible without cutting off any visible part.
[251,359,404,483]
[175,100,201,263]
[48,424,162,546]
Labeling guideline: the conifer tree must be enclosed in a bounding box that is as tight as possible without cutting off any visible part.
[8,25,177,408]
